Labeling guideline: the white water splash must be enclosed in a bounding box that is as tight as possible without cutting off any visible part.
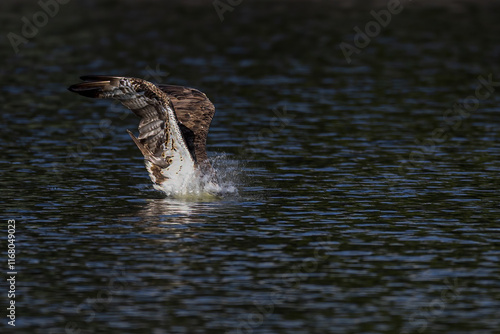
[152,154,240,199]
[205,154,241,195]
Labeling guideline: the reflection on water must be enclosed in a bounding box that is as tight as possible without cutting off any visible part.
[1,0,500,333]
[136,198,226,225]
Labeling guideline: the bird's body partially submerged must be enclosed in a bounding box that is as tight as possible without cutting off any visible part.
[68,76,219,196]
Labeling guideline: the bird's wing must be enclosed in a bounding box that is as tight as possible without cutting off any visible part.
[68,75,176,166]
[158,84,215,168]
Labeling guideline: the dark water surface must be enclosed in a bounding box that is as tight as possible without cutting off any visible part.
[1,1,500,333]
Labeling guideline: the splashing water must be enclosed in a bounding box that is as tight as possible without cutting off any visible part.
[154,154,240,199]
[209,154,241,195]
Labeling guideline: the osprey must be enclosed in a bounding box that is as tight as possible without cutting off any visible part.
[68,75,219,196]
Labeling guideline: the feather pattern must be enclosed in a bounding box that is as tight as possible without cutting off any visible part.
[68,75,217,194]
[157,84,215,172]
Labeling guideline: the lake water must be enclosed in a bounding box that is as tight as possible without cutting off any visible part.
[1,0,500,333]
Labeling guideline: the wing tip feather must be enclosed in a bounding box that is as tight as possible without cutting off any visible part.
[69,75,125,98]
[68,81,110,98]
[80,75,121,81]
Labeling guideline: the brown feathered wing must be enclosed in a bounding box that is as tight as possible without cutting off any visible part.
[158,84,216,171]
[68,76,215,171]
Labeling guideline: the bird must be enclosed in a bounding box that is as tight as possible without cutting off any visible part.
[68,75,219,196]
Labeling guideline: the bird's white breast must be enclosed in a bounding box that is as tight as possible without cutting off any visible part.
[145,103,199,196]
